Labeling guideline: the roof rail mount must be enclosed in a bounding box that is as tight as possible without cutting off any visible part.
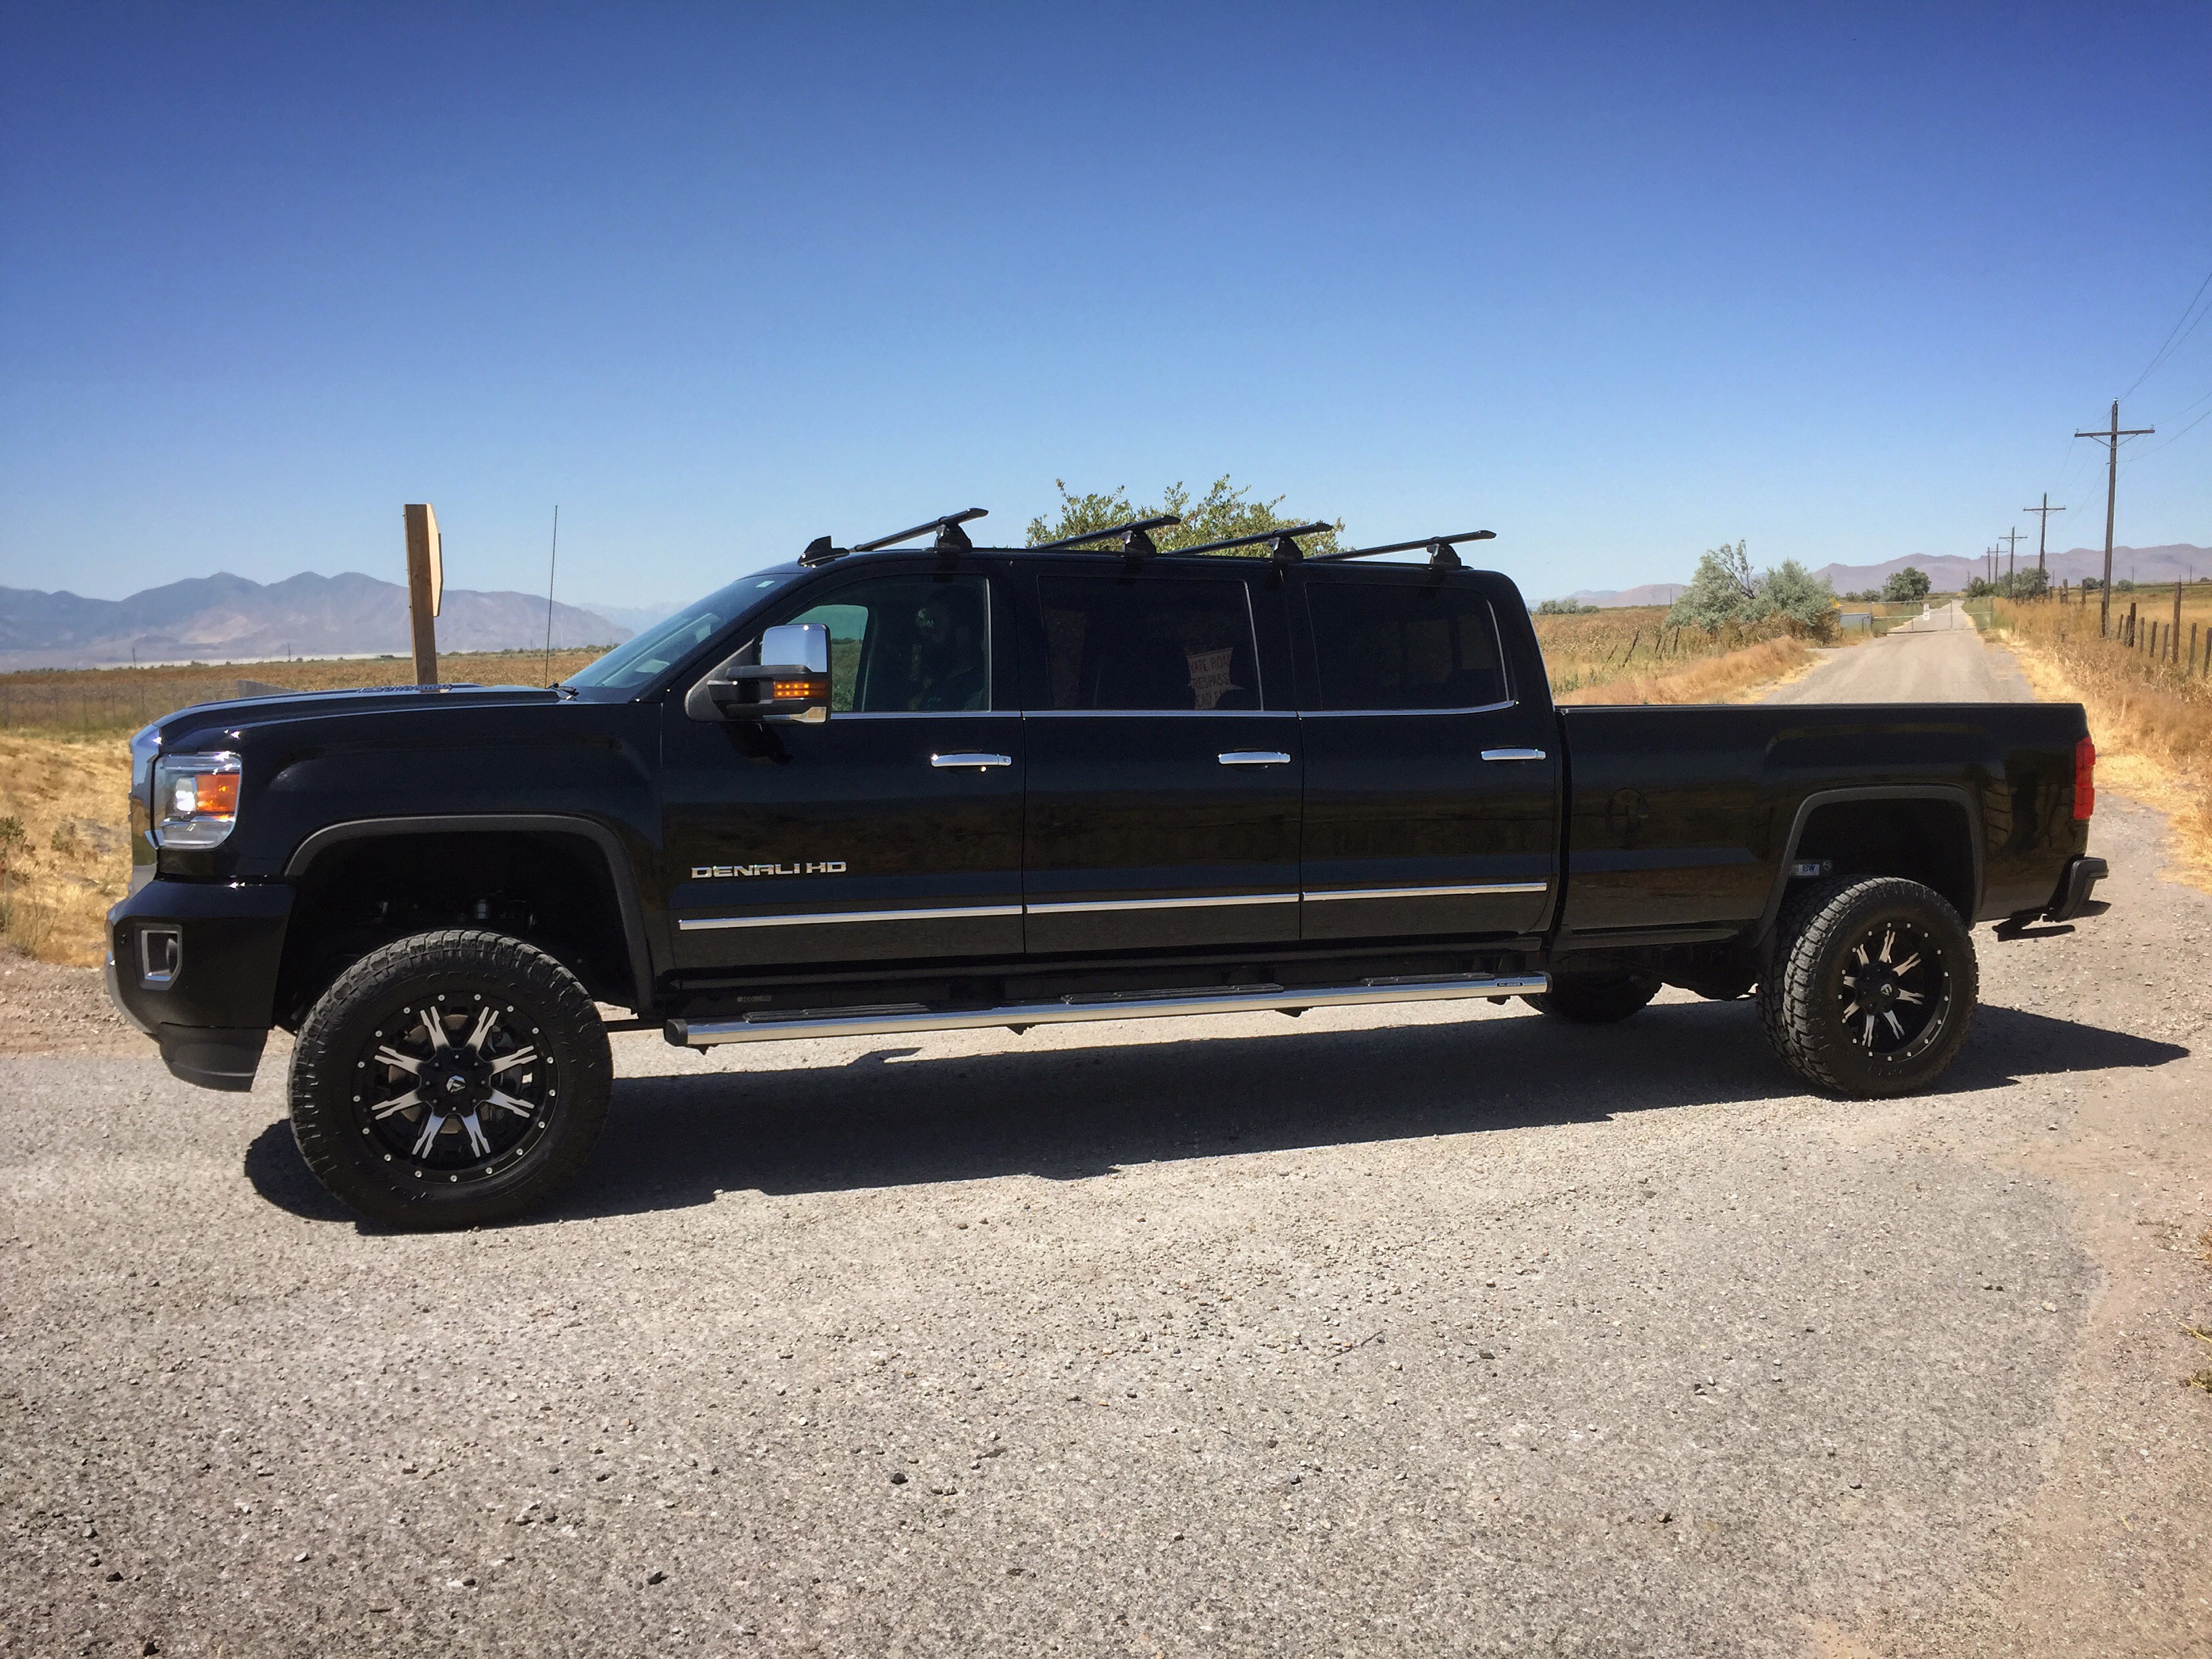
[1034,514,1184,557]
[1309,530,1495,569]
[1174,521,1338,562]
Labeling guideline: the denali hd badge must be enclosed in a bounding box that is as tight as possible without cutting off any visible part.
[692,861,848,878]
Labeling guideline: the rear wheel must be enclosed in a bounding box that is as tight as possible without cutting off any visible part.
[1757,876,1976,1097]
[1523,971,1661,1024]
[289,930,612,1229]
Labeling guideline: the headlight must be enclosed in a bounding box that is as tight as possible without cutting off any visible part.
[152,751,242,848]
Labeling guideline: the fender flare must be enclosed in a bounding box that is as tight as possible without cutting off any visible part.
[1751,785,1983,944]
[283,814,655,1011]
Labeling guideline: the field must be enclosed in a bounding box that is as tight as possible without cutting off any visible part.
[1991,584,2212,880]
[0,647,611,733]
[0,649,615,963]
[1532,605,1827,704]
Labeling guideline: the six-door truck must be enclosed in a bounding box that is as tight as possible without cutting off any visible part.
[105,514,2108,1228]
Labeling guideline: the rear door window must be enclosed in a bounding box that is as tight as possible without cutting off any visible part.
[1034,573,1262,711]
[1305,575,1509,711]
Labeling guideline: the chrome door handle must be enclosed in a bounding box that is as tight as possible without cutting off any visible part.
[931,752,1012,769]
[1218,750,1292,766]
[1480,747,1548,762]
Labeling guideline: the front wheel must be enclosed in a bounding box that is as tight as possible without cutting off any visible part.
[289,930,613,1229]
[1757,876,1977,1098]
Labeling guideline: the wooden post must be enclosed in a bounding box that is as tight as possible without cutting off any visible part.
[403,504,443,686]
[2175,579,2184,663]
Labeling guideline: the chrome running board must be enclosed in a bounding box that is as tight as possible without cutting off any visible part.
[666,972,1548,1047]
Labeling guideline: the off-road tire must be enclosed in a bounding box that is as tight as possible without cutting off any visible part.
[1523,972,1662,1024]
[289,930,612,1229]
[1757,876,1977,1098]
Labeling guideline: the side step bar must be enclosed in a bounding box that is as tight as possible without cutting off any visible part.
[667,972,1549,1048]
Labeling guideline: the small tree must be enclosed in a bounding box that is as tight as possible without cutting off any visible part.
[1026,477,1343,556]
[1666,541,1759,630]
[1751,558,1837,636]
[1533,597,1599,615]
[1882,567,1931,602]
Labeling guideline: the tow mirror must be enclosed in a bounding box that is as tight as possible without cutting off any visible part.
[684,622,833,724]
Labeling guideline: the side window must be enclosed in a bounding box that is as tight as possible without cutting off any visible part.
[1035,574,1262,711]
[781,575,990,714]
[1307,577,1509,711]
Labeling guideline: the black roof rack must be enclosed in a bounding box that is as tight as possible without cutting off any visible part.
[1307,529,1494,569]
[800,508,989,566]
[1174,521,1337,563]
[1033,514,1183,556]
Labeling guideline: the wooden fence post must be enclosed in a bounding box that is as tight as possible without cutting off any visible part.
[404,504,443,687]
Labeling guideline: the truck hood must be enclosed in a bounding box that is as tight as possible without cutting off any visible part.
[144,683,568,747]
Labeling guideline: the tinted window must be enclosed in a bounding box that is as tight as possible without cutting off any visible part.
[783,575,990,713]
[1307,577,1507,710]
[1036,574,1261,711]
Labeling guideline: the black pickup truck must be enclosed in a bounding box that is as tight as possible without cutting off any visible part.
[106,513,2108,1228]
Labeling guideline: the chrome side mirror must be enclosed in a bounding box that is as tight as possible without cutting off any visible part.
[683,621,833,724]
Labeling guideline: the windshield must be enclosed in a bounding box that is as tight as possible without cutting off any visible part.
[564,575,792,689]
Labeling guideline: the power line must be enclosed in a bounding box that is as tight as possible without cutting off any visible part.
[1999,527,2024,586]
[2072,401,2154,636]
[2121,259,2212,401]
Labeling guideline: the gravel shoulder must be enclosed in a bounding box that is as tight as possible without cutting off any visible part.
[3,819,2207,1656]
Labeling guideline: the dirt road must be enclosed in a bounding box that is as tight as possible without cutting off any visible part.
[4,657,2208,1657]
[1764,602,2035,704]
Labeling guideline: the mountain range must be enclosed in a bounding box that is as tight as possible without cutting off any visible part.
[0,572,630,671]
[1561,544,2209,608]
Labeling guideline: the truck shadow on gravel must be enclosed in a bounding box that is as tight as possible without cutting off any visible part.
[243,998,2187,1227]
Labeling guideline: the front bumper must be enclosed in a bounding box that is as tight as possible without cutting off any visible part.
[105,879,293,1092]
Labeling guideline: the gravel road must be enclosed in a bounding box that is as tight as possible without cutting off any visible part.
[5,666,2209,1657]
[1763,603,2034,705]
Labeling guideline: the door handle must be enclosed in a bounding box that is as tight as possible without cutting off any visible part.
[1480,747,1548,762]
[930,752,1013,769]
[1218,750,1292,766]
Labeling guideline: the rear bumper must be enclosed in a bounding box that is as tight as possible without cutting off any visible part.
[105,879,291,1092]
[2046,855,2109,923]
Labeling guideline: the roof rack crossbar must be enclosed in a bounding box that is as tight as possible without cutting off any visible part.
[1034,514,1183,556]
[851,508,990,554]
[1307,529,1495,569]
[1173,521,1337,558]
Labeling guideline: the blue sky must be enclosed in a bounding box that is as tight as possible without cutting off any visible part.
[3,2,2209,611]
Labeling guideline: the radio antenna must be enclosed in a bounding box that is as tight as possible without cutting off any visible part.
[543,506,560,686]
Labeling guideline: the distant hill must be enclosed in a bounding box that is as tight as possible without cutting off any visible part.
[1559,583,1688,609]
[1812,543,2209,594]
[0,572,630,671]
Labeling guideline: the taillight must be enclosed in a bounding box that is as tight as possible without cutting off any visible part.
[2073,736,2095,821]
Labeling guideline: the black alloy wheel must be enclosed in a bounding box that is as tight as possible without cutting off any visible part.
[1758,876,1978,1098]
[289,930,612,1229]
[356,993,553,1179]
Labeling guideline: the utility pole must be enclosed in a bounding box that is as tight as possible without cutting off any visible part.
[2024,493,2066,582]
[2074,401,2154,637]
[2000,527,2025,588]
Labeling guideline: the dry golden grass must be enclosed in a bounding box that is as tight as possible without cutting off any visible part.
[1553,634,1816,705]
[1537,605,1839,705]
[0,731,134,965]
[1992,596,2212,890]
